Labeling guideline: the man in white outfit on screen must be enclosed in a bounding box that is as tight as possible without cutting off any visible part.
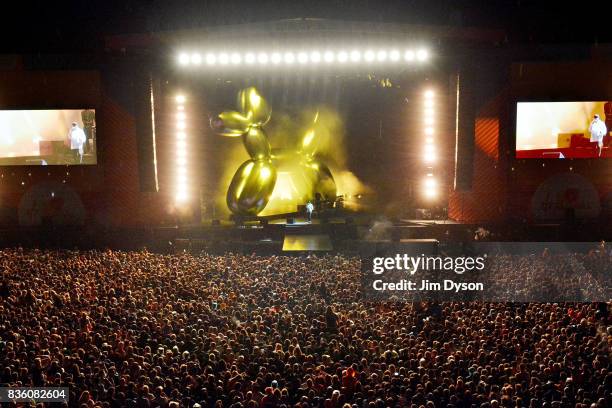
[68,122,86,163]
[589,114,607,157]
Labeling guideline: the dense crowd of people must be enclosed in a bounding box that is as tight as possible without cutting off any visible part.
[484,252,611,302]
[0,248,610,407]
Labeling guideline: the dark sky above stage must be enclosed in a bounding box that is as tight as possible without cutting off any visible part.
[0,1,608,52]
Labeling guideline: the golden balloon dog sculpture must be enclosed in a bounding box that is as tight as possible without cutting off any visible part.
[211,87,337,216]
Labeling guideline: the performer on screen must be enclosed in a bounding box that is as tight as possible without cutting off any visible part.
[68,122,86,163]
[589,114,607,157]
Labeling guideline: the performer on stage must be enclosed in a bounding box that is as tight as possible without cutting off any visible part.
[589,114,607,157]
[306,201,314,222]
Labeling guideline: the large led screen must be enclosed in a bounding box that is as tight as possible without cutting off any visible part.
[0,109,96,165]
[516,101,611,158]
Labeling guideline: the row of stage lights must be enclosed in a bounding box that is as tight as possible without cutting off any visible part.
[175,95,188,202]
[422,90,437,199]
[177,48,429,67]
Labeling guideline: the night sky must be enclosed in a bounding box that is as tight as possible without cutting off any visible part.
[0,1,608,53]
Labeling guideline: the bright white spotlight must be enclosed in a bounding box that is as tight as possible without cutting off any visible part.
[177,105,184,111]
[337,51,348,63]
[177,132,186,140]
[424,108,434,117]
[245,53,256,64]
[424,188,437,198]
[424,117,433,126]
[271,52,282,64]
[177,122,186,130]
[257,53,269,64]
[175,191,188,202]
[177,112,186,120]
[205,53,217,65]
[176,157,187,166]
[297,52,308,64]
[425,127,434,135]
[350,50,361,62]
[389,50,400,61]
[218,53,229,64]
[424,90,435,98]
[364,50,375,62]
[323,51,334,63]
[376,50,388,62]
[310,51,321,63]
[424,153,436,163]
[425,144,435,154]
[283,52,295,64]
[424,100,434,108]
[404,50,415,61]
[177,140,187,150]
[175,95,186,103]
[178,53,190,65]
[230,53,241,64]
[417,49,428,61]
[425,178,437,188]
[191,53,202,64]
[425,137,434,144]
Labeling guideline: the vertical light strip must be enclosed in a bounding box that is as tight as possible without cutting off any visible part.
[175,94,188,202]
[149,79,159,191]
[423,89,437,199]
[453,73,460,191]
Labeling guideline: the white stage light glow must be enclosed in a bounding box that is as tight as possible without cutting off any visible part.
[175,95,186,103]
[425,178,436,188]
[283,52,295,64]
[245,53,256,64]
[205,53,216,65]
[257,53,269,64]
[178,47,432,68]
[271,52,282,64]
[191,53,202,64]
[179,53,190,65]
[417,49,428,61]
[424,153,436,163]
[424,188,437,198]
